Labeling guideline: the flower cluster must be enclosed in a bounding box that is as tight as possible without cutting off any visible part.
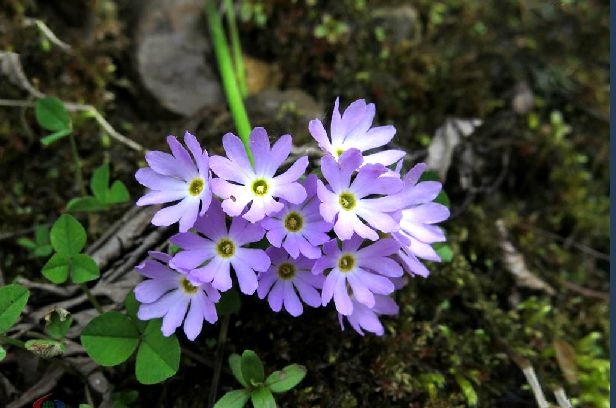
[133,98,450,339]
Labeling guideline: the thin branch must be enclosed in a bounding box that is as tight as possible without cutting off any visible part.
[23,17,72,53]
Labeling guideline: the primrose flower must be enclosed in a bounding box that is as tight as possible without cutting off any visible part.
[135,131,212,232]
[210,128,308,223]
[261,174,332,259]
[312,236,403,315]
[134,252,220,341]
[169,200,271,295]
[317,149,406,241]
[257,248,324,316]
[308,98,405,165]
[338,294,399,336]
[390,164,450,277]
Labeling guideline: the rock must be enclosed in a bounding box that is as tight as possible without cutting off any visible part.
[133,0,224,116]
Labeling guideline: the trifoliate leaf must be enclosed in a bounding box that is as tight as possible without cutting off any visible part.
[42,253,70,283]
[124,291,147,333]
[107,180,130,204]
[213,389,250,408]
[66,197,107,213]
[229,353,248,387]
[250,387,276,408]
[135,319,180,384]
[35,97,70,132]
[265,364,307,393]
[70,253,100,283]
[50,214,86,256]
[45,307,72,340]
[90,163,110,201]
[81,311,140,366]
[241,350,265,385]
[0,284,30,333]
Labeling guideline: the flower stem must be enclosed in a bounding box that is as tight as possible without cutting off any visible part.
[68,132,86,196]
[204,0,254,165]
[0,334,26,349]
[80,284,103,314]
[207,314,231,407]
[223,0,248,98]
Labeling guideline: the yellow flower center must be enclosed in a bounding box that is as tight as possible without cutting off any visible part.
[188,177,205,196]
[339,192,356,211]
[277,262,296,280]
[284,212,304,232]
[216,238,235,258]
[251,179,269,196]
[180,277,198,294]
[338,254,355,272]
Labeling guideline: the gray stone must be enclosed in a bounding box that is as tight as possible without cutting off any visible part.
[134,0,224,116]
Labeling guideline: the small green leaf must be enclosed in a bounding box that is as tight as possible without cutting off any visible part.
[216,289,241,315]
[50,214,87,256]
[81,311,140,366]
[35,97,70,132]
[25,339,66,358]
[33,245,53,258]
[0,284,29,333]
[229,353,248,387]
[17,238,36,250]
[434,190,450,207]
[35,225,50,245]
[111,390,139,407]
[79,405,93,408]
[45,307,72,340]
[454,373,478,407]
[213,389,250,408]
[433,243,453,263]
[66,196,107,212]
[71,254,100,283]
[42,253,70,283]
[91,163,110,201]
[265,364,307,393]
[41,128,72,146]
[107,180,130,204]
[0,346,5,361]
[250,387,276,408]
[135,319,180,384]
[124,291,147,333]
[241,350,265,385]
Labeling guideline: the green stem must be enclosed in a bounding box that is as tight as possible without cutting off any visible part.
[204,0,254,165]
[0,334,26,349]
[68,131,86,196]
[223,0,248,97]
[207,314,231,407]
[80,284,103,314]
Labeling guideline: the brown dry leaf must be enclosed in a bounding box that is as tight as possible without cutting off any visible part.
[553,339,578,384]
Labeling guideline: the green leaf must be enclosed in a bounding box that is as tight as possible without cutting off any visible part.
[433,243,454,263]
[0,346,5,361]
[17,238,36,250]
[81,311,140,366]
[90,163,110,201]
[135,319,180,384]
[35,97,70,132]
[434,190,450,208]
[229,353,248,387]
[107,180,130,204]
[66,196,107,212]
[250,387,276,408]
[35,224,50,245]
[241,350,265,385]
[213,389,250,408]
[454,373,478,407]
[50,214,86,256]
[216,289,241,315]
[0,284,30,333]
[25,339,66,358]
[70,253,100,283]
[45,308,72,340]
[33,245,53,258]
[111,390,139,407]
[41,253,70,283]
[124,291,147,333]
[79,405,93,408]
[41,128,72,146]
[265,364,307,393]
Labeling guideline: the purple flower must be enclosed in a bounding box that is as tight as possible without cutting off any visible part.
[169,199,271,295]
[135,131,212,232]
[210,128,308,223]
[390,164,450,277]
[312,236,402,315]
[338,294,399,336]
[257,248,324,316]
[261,175,332,259]
[134,252,220,341]
[308,98,405,166]
[316,149,407,241]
